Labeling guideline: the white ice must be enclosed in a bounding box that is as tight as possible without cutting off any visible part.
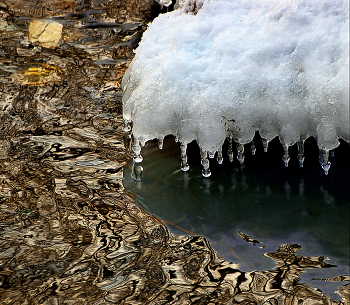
[122,0,349,175]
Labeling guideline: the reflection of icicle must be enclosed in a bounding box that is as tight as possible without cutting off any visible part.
[133,164,143,182]
[284,181,291,200]
[266,185,271,196]
[217,148,223,164]
[262,138,268,152]
[228,136,234,162]
[297,140,305,167]
[319,148,331,175]
[132,138,143,163]
[320,185,335,205]
[180,143,190,171]
[250,140,256,155]
[200,148,211,177]
[241,174,248,190]
[202,179,211,194]
[299,179,305,197]
[236,143,244,165]
[282,144,290,167]
[122,119,131,132]
[183,172,189,189]
[158,137,164,149]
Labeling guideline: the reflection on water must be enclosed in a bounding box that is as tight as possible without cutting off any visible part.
[1,1,349,304]
[125,136,350,302]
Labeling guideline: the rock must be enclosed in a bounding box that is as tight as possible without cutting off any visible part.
[29,19,63,49]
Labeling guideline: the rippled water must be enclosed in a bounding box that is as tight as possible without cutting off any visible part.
[1,1,349,304]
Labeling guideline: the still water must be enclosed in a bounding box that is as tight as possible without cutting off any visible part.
[125,135,350,300]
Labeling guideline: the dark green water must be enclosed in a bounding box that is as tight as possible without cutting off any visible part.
[124,135,350,300]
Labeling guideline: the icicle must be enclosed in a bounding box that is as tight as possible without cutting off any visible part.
[227,136,234,162]
[262,138,268,152]
[200,148,211,177]
[236,143,245,165]
[216,148,223,165]
[319,148,331,175]
[180,143,190,171]
[281,144,290,167]
[132,138,143,163]
[158,137,164,149]
[174,136,179,143]
[329,150,335,158]
[208,151,215,159]
[132,164,143,182]
[297,140,305,167]
[250,140,256,155]
[122,119,131,132]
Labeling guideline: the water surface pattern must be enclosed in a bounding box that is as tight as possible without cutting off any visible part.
[0,1,349,304]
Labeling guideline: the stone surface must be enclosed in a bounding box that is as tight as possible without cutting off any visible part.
[29,20,63,49]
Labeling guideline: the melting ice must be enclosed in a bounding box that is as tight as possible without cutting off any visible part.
[122,0,349,176]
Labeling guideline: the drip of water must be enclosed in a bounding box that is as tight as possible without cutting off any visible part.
[236,143,245,165]
[122,119,131,132]
[132,138,143,163]
[282,144,290,167]
[180,143,190,171]
[158,137,164,149]
[319,148,331,175]
[200,148,211,177]
[297,140,305,167]
[262,138,269,152]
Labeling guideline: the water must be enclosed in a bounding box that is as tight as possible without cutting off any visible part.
[1,1,349,303]
[125,134,350,301]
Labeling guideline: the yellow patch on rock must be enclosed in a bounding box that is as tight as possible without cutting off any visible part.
[29,19,63,49]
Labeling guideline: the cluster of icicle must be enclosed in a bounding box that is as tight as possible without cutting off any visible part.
[124,124,338,177]
[122,0,349,177]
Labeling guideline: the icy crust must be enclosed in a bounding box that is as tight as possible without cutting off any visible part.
[122,0,349,174]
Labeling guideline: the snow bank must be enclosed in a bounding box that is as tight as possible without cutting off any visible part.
[122,0,349,176]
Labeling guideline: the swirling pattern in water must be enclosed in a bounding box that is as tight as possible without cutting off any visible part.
[0,1,348,304]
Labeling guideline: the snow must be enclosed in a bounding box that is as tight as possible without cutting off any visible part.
[122,0,349,175]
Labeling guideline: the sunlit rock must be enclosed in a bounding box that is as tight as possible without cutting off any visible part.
[29,19,63,49]
[122,0,349,175]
